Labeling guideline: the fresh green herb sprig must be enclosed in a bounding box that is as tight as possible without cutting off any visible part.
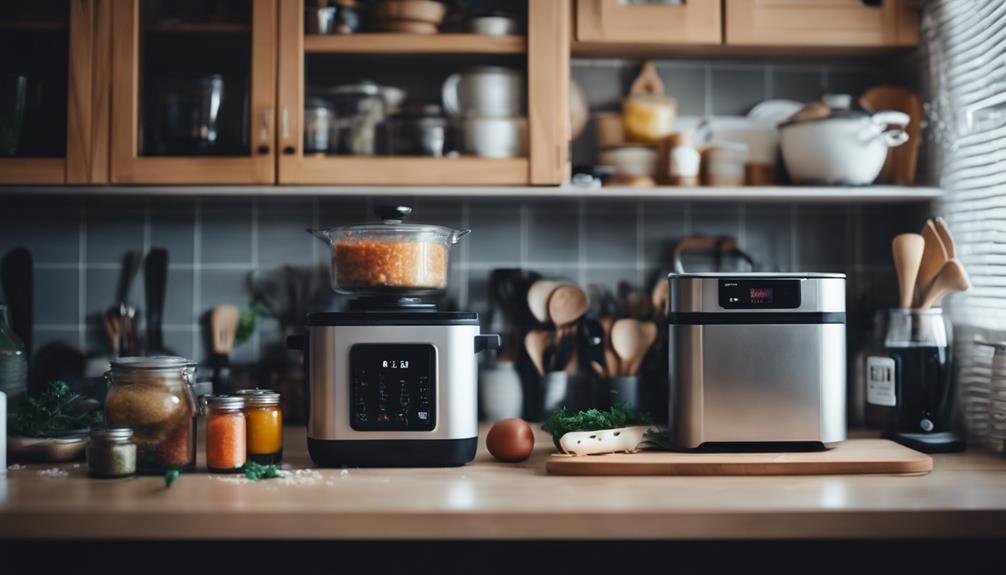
[242,461,281,481]
[164,468,181,488]
[9,381,103,438]
[235,302,270,345]
[542,403,652,450]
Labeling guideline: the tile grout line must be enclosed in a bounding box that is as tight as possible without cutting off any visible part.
[192,198,202,360]
[460,199,470,309]
[578,199,587,286]
[251,198,260,360]
[77,203,87,349]
[738,203,747,250]
[790,204,799,270]
[636,200,645,287]
[703,64,712,116]
[519,202,529,268]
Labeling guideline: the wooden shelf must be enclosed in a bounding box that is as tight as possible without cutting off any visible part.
[145,23,251,34]
[305,33,526,55]
[572,41,913,61]
[0,184,944,203]
[293,156,530,185]
[0,20,68,31]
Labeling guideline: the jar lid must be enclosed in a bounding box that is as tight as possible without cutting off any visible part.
[237,388,281,406]
[110,356,195,370]
[90,427,134,441]
[203,395,245,409]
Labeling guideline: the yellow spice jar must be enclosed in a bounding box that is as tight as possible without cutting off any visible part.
[236,389,283,464]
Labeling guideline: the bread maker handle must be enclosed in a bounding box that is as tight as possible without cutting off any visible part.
[475,334,501,354]
[287,334,305,351]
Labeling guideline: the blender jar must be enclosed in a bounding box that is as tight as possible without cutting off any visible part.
[876,308,953,435]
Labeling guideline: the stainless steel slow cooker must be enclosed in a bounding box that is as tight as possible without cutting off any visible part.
[292,206,498,467]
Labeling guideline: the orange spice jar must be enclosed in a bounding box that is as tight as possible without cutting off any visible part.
[237,389,283,464]
[204,395,246,473]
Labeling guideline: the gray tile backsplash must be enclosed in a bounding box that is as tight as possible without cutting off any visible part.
[0,57,904,364]
[2,195,903,363]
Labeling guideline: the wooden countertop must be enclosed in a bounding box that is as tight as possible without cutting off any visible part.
[2,426,1005,541]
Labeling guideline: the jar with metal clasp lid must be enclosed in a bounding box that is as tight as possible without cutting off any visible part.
[104,357,197,474]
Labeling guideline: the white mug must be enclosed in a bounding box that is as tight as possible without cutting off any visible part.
[442,67,524,118]
[460,117,527,158]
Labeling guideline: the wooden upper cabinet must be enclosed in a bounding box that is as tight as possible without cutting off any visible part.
[725,0,919,47]
[0,0,108,185]
[576,0,722,45]
[277,0,568,186]
[109,0,276,184]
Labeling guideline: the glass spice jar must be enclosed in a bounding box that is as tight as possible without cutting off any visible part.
[237,389,283,464]
[204,395,247,473]
[86,427,137,478]
[104,357,197,474]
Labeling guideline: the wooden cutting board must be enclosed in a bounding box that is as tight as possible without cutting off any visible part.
[545,439,932,476]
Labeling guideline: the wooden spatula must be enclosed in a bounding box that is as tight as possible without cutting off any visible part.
[524,330,551,376]
[919,259,971,309]
[891,233,925,310]
[916,220,948,303]
[933,216,956,258]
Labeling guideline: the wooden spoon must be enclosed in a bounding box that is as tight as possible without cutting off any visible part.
[934,216,956,258]
[524,330,551,376]
[548,284,588,328]
[211,304,240,356]
[102,310,121,358]
[919,259,971,309]
[917,220,949,302]
[611,319,657,377]
[891,233,925,309]
[527,280,561,324]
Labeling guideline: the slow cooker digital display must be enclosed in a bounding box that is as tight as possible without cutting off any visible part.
[349,343,436,432]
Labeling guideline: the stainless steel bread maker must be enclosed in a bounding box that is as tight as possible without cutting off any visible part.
[667,273,847,449]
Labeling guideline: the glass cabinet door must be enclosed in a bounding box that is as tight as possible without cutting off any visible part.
[111,0,276,184]
[0,0,101,184]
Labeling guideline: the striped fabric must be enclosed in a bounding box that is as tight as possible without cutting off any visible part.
[925,0,1006,449]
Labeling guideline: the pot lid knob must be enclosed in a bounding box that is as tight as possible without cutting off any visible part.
[375,205,412,222]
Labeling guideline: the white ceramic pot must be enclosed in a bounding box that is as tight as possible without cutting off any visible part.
[460,117,527,158]
[598,146,658,178]
[780,110,909,185]
[442,67,525,118]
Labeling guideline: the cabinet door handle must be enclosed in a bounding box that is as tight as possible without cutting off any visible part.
[282,106,290,140]
[258,109,273,155]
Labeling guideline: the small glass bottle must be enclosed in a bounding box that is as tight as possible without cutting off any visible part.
[204,395,246,473]
[237,389,283,464]
[87,428,137,479]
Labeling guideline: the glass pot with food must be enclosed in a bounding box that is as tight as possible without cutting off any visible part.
[309,206,469,297]
[104,357,197,474]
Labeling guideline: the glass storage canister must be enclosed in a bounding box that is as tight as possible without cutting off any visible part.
[237,389,283,464]
[104,357,197,474]
[86,427,137,478]
[308,205,470,296]
[204,395,247,473]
